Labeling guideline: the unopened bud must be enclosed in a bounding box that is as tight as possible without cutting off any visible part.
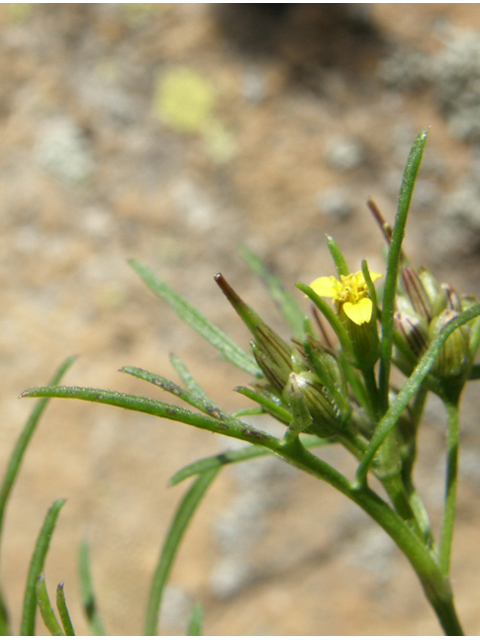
[442,283,462,312]
[418,267,448,316]
[401,266,434,322]
[303,335,349,413]
[285,371,345,437]
[429,310,471,379]
[251,327,294,394]
[214,273,296,392]
[395,311,429,359]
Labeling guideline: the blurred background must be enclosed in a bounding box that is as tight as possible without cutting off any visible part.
[2,3,480,635]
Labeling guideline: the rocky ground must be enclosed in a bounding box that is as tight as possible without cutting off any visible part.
[2,4,480,635]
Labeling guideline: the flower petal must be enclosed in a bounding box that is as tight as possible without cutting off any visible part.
[309,276,339,298]
[343,298,372,325]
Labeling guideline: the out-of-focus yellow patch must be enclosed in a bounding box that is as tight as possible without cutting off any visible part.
[153,68,216,134]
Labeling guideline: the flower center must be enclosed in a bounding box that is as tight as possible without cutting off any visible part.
[337,273,367,304]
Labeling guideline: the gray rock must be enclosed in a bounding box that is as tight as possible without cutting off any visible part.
[34,118,95,184]
[325,136,364,171]
[317,188,354,222]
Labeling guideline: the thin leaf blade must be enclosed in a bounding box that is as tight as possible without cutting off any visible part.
[78,541,106,636]
[129,260,260,377]
[56,583,75,636]
[36,575,64,636]
[21,499,66,636]
[120,365,225,418]
[238,244,305,339]
[169,435,331,486]
[21,386,277,449]
[144,468,219,635]
[187,602,203,636]
[379,129,429,413]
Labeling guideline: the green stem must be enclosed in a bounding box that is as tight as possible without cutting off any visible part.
[438,401,460,576]
[273,438,463,635]
[401,387,435,547]
[360,369,425,537]
[407,485,435,550]
[361,367,380,420]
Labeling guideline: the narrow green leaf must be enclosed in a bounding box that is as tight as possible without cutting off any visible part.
[169,354,218,406]
[78,541,106,636]
[170,444,269,486]
[144,469,219,635]
[56,583,75,636]
[238,244,305,338]
[357,302,480,484]
[231,407,265,418]
[21,386,278,449]
[36,575,64,636]
[21,499,66,636]
[0,354,77,636]
[379,129,429,413]
[326,235,350,277]
[187,602,203,636]
[234,386,292,425]
[0,591,8,636]
[120,366,225,418]
[361,260,379,319]
[169,435,331,486]
[129,259,261,377]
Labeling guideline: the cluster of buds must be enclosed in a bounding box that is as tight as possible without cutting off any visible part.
[214,273,351,439]
[394,265,476,394]
[214,254,477,440]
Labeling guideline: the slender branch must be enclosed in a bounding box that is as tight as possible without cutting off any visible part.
[273,438,462,635]
[438,401,461,576]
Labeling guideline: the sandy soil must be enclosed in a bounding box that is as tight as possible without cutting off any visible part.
[1,4,480,635]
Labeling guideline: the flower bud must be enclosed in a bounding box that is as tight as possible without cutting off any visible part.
[251,327,295,394]
[400,265,434,322]
[214,272,298,393]
[303,335,350,413]
[442,283,462,312]
[399,266,449,322]
[428,310,471,380]
[284,371,348,437]
[394,311,429,360]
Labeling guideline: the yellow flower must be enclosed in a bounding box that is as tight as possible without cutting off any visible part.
[310,271,382,325]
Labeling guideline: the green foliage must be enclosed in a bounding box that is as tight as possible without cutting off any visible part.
[78,541,106,636]
[36,575,65,636]
[1,131,478,635]
[21,499,66,635]
[187,602,203,636]
[144,469,218,635]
